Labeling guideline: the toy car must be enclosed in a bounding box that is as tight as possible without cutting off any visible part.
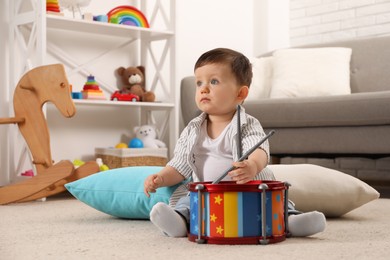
[111,91,140,102]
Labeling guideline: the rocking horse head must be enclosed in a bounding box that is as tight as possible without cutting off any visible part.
[15,64,76,117]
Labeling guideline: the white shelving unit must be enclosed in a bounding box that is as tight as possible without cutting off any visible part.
[47,14,174,39]
[4,0,178,183]
[4,0,46,184]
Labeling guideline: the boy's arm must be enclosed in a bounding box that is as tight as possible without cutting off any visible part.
[144,165,184,197]
[248,148,268,173]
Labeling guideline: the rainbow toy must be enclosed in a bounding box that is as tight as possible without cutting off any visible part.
[107,6,150,28]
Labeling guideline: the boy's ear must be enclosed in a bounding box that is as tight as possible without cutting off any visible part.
[237,86,249,101]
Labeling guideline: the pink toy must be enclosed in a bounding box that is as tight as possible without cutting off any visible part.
[21,170,34,177]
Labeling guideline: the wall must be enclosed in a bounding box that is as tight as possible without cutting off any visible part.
[253,0,290,56]
[175,0,255,91]
[290,0,390,46]
[175,0,290,83]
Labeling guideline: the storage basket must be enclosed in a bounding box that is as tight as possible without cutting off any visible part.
[95,147,168,169]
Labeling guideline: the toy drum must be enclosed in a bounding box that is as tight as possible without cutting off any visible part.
[188,180,290,245]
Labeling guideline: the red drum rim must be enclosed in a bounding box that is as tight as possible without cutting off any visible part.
[188,233,286,245]
[188,180,286,192]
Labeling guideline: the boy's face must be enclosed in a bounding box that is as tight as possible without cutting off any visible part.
[194,63,248,116]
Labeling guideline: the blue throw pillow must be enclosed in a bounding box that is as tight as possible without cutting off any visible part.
[65,166,178,219]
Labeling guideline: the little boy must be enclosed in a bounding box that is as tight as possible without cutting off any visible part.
[144,48,326,237]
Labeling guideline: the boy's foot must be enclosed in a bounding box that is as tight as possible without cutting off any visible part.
[149,202,187,237]
[288,211,326,237]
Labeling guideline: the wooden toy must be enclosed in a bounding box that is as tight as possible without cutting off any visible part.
[107,6,150,28]
[0,64,99,204]
[46,0,62,15]
[72,92,83,99]
[81,75,106,100]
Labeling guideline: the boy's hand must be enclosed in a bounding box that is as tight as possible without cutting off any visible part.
[228,160,258,184]
[144,174,164,197]
[228,148,267,184]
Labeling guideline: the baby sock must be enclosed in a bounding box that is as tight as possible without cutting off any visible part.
[149,202,187,237]
[288,211,326,237]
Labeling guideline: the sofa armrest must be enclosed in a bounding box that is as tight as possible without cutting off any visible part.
[180,76,199,125]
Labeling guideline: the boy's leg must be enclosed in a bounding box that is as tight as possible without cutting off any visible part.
[288,211,326,237]
[287,201,326,237]
[149,197,190,237]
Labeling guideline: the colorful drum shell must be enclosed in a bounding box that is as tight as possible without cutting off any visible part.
[188,180,287,244]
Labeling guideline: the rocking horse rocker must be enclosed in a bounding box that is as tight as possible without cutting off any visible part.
[0,64,99,205]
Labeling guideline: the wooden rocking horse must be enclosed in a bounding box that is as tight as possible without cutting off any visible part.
[0,64,99,204]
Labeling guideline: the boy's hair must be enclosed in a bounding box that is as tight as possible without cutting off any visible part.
[194,48,252,87]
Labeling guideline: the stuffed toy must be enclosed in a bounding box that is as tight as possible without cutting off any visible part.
[133,124,166,149]
[117,66,155,102]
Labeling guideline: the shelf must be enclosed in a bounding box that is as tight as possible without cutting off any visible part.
[46,15,174,41]
[73,99,174,110]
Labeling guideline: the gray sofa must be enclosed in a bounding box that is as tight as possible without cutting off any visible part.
[180,36,390,182]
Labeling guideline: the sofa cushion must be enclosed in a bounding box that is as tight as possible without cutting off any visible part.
[247,57,273,100]
[259,36,390,94]
[270,164,379,217]
[270,47,352,98]
[65,166,178,219]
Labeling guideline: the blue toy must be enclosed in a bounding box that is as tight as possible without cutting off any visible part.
[129,138,144,148]
[72,92,83,99]
[94,15,108,22]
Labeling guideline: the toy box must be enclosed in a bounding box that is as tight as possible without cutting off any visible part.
[95,148,168,169]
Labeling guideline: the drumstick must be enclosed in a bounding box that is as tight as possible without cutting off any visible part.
[236,105,242,158]
[212,130,276,184]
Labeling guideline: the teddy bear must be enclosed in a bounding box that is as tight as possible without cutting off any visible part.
[133,124,166,149]
[116,66,155,102]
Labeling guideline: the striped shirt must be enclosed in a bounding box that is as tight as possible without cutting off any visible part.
[167,105,275,206]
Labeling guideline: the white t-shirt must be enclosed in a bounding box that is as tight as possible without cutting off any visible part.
[193,120,234,182]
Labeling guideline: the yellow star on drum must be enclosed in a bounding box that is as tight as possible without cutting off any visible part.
[210,214,217,222]
[214,195,223,205]
[216,225,224,234]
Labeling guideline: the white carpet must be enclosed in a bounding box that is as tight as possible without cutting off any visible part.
[1,194,389,260]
